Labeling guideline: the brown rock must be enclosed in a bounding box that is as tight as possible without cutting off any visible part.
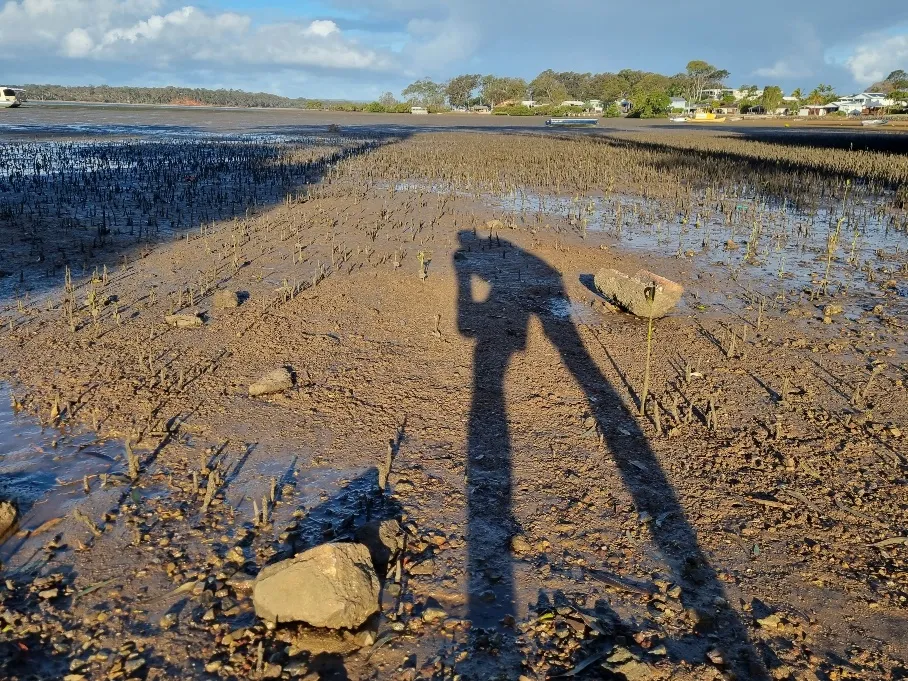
[0,500,18,542]
[594,268,683,318]
[249,368,294,397]
[164,313,203,328]
[213,289,241,309]
[253,543,379,629]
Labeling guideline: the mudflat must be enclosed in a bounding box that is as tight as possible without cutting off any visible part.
[0,110,905,681]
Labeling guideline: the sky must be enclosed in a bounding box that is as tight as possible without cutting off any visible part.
[0,0,906,100]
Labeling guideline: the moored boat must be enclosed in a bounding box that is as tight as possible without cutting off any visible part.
[861,119,887,127]
[546,117,598,126]
[688,110,725,123]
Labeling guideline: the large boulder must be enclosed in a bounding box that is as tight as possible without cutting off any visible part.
[253,543,380,629]
[0,500,18,542]
[594,268,683,318]
[249,368,293,397]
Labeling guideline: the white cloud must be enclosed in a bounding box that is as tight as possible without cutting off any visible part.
[845,33,908,84]
[754,61,810,79]
[0,0,394,72]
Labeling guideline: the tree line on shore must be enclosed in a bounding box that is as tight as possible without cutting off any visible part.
[16,67,908,116]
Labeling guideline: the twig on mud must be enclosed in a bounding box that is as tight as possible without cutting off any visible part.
[868,536,907,549]
[745,496,794,511]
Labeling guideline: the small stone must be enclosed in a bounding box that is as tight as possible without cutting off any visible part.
[823,304,844,316]
[510,535,532,555]
[608,646,635,664]
[353,629,376,647]
[757,613,783,630]
[38,588,60,600]
[249,367,294,397]
[124,658,146,675]
[706,648,724,665]
[0,500,18,541]
[213,289,241,309]
[164,313,203,328]
[261,663,282,679]
[204,661,222,673]
[422,606,447,623]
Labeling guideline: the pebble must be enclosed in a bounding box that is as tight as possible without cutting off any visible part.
[422,606,447,623]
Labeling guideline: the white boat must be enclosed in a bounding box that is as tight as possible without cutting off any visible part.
[861,119,887,127]
[0,87,24,108]
[545,117,598,126]
[670,116,688,122]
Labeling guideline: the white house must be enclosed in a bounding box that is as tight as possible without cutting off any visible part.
[521,100,539,107]
[669,96,691,111]
[798,104,836,117]
[830,92,894,114]
[588,99,604,112]
[702,88,763,102]
[561,100,586,107]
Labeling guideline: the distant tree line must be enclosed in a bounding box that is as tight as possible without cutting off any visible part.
[16,66,908,116]
[390,63,908,117]
[17,84,324,109]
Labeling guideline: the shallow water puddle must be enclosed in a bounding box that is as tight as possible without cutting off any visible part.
[0,384,123,551]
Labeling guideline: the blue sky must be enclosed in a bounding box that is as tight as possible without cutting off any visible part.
[0,0,905,99]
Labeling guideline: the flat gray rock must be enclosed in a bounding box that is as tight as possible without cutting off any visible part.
[253,543,380,629]
[594,268,683,318]
[249,367,293,397]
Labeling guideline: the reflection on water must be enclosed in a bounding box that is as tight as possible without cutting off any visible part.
[0,385,123,546]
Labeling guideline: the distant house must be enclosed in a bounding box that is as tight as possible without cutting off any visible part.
[830,92,894,114]
[798,104,834,116]
[702,88,763,102]
[670,96,691,111]
[560,100,586,107]
[410,106,429,115]
[521,100,539,108]
[716,105,739,115]
[588,99,604,113]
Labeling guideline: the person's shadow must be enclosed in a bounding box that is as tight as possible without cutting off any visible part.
[454,229,768,678]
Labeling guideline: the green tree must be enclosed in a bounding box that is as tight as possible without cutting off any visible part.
[632,91,670,118]
[683,60,730,104]
[402,78,446,107]
[446,74,481,108]
[597,73,632,102]
[480,75,527,106]
[807,83,836,105]
[790,88,803,102]
[529,70,568,104]
[378,91,398,108]
[761,85,784,113]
